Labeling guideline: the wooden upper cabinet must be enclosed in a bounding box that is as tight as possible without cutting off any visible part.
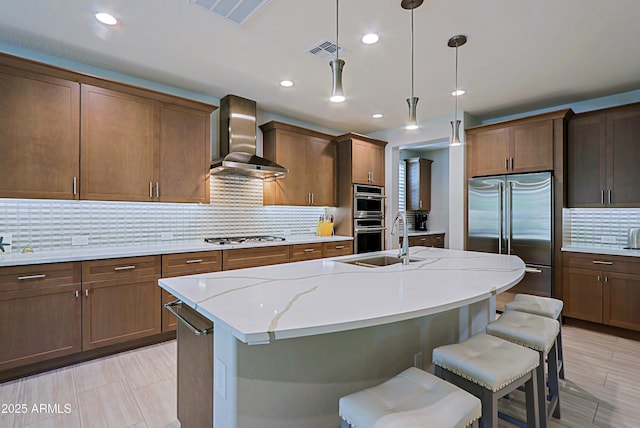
[567,103,640,207]
[405,158,432,211]
[81,84,155,202]
[468,117,555,177]
[261,121,336,206]
[156,103,211,203]
[0,64,80,200]
[352,138,385,185]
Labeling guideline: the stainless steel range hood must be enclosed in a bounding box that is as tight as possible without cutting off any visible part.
[210,95,288,180]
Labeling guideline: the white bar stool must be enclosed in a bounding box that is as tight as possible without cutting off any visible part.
[505,294,565,379]
[486,310,561,427]
[339,367,482,428]
[433,333,540,428]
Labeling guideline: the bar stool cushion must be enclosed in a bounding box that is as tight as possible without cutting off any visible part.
[339,367,481,428]
[505,294,563,320]
[432,333,538,392]
[487,311,559,353]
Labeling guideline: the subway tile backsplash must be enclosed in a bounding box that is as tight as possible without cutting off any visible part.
[563,208,640,248]
[0,176,325,252]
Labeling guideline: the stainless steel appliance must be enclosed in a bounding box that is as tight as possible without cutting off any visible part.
[204,236,286,245]
[415,212,428,231]
[353,218,385,254]
[468,172,553,300]
[626,228,640,249]
[353,184,385,218]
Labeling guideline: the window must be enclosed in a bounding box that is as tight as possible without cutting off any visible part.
[398,160,405,211]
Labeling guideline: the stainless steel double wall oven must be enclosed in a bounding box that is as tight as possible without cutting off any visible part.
[353,184,385,253]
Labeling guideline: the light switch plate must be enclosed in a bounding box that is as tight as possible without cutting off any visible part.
[71,235,89,246]
[215,358,226,399]
[600,236,617,244]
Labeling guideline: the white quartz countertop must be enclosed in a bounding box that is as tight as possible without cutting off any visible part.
[159,247,525,345]
[0,235,352,267]
[561,246,640,257]
[407,230,446,236]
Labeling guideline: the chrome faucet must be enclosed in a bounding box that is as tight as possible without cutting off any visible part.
[391,212,409,265]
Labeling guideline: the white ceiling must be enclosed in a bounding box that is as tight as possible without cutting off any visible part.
[1,0,639,134]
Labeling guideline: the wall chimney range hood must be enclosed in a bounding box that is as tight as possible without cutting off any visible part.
[210,95,288,180]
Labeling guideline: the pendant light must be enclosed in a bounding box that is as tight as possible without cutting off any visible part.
[401,0,423,129]
[329,0,345,103]
[448,34,467,146]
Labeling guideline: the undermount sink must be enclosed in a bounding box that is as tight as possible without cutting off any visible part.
[340,255,424,268]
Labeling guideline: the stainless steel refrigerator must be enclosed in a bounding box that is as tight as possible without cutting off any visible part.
[468,172,552,300]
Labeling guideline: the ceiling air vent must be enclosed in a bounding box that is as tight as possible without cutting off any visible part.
[306,39,349,62]
[187,0,271,26]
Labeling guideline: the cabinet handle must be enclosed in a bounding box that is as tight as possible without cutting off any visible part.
[420,238,427,241]
[525,267,543,274]
[164,300,213,336]
[335,245,345,249]
[419,200,422,209]
[597,275,601,282]
[505,158,509,170]
[85,289,89,297]
[17,274,46,280]
[608,190,612,205]
[75,290,79,298]
[114,265,136,271]
[510,157,514,170]
[604,276,609,283]
[592,260,613,265]
[150,181,154,198]
[156,182,159,199]
[311,193,314,204]
[304,248,315,252]
[601,190,605,205]
[73,177,77,196]
[186,259,203,264]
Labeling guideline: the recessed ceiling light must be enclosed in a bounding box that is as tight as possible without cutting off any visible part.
[372,113,383,119]
[95,12,118,26]
[361,33,380,45]
[279,80,294,88]
[451,89,466,96]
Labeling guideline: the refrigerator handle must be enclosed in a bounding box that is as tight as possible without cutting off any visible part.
[507,181,513,255]
[498,182,503,254]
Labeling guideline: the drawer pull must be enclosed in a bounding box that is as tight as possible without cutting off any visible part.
[164,300,213,336]
[186,259,203,264]
[592,261,613,265]
[420,238,427,241]
[525,267,543,274]
[17,274,46,280]
[304,249,315,253]
[114,265,136,271]
[335,245,345,249]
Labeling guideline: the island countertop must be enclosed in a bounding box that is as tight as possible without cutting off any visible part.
[159,247,525,345]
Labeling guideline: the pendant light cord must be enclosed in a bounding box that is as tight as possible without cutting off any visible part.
[410,7,414,99]
[336,0,339,62]
[454,43,458,121]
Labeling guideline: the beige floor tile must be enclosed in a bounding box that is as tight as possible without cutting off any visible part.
[72,354,126,394]
[21,411,82,428]
[594,403,640,428]
[14,368,77,427]
[76,380,143,428]
[0,378,21,428]
[132,377,179,428]
[117,348,173,391]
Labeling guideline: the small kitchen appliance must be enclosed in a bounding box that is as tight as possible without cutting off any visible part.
[415,213,428,231]
[626,228,640,249]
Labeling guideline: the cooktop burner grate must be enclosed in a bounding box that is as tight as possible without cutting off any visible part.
[204,236,286,245]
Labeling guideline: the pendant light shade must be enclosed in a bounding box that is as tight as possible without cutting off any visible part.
[402,1,423,129]
[448,34,467,146]
[330,0,345,103]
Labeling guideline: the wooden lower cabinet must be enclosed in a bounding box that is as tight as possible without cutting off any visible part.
[290,243,324,262]
[400,233,445,248]
[563,252,640,331]
[0,263,82,372]
[82,256,161,350]
[323,240,353,257]
[223,245,290,270]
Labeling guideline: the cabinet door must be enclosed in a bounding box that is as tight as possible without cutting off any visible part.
[470,128,510,177]
[510,120,553,173]
[607,109,640,207]
[81,84,154,201]
[156,103,211,203]
[431,233,445,248]
[307,137,336,206]
[0,285,81,371]
[406,159,431,211]
[352,139,384,185]
[567,115,607,207]
[323,240,353,257]
[603,271,640,331]
[222,246,290,270]
[0,65,80,200]
[271,131,309,205]
[82,276,161,350]
[562,267,603,323]
[290,243,324,262]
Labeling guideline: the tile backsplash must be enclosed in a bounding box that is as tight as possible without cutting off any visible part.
[563,208,640,248]
[0,176,325,252]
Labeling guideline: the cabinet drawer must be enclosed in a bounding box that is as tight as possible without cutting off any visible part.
[430,234,445,248]
[223,246,290,270]
[162,251,222,277]
[290,243,324,262]
[408,235,431,246]
[0,262,81,292]
[323,241,353,258]
[82,256,161,282]
[563,252,640,275]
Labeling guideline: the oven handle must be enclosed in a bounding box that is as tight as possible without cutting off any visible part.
[354,227,387,233]
[354,193,386,199]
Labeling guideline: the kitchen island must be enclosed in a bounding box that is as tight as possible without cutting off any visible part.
[159,246,525,428]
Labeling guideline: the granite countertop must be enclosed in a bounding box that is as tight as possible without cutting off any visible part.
[0,235,353,267]
[159,247,525,345]
[561,246,640,257]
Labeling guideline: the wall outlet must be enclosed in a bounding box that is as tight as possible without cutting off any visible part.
[71,235,89,246]
[215,358,226,399]
[160,232,174,241]
[600,236,617,244]
[413,351,423,369]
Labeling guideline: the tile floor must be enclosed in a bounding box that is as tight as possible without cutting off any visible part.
[1,324,639,427]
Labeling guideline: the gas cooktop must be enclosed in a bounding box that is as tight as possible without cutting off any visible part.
[204,236,286,245]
